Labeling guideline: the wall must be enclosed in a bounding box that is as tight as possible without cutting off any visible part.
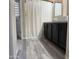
[9,0,17,59]
[65,16,69,59]
[62,0,68,16]
[24,1,54,39]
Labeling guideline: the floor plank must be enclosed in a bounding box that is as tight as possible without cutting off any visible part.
[25,38,65,59]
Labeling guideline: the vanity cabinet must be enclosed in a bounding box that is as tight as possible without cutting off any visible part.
[44,22,67,50]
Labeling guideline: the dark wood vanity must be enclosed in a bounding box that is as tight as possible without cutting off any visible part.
[44,22,67,51]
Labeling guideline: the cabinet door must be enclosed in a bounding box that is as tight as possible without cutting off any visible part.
[58,23,67,49]
[51,23,58,43]
[47,23,52,40]
[44,23,48,38]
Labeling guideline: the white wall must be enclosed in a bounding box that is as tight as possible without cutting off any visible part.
[24,1,54,39]
[63,0,68,16]
[65,16,69,59]
[9,0,17,59]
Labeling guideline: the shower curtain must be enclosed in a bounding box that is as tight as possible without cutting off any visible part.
[24,1,53,39]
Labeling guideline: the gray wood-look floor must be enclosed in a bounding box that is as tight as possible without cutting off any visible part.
[25,38,65,59]
[17,38,65,59]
